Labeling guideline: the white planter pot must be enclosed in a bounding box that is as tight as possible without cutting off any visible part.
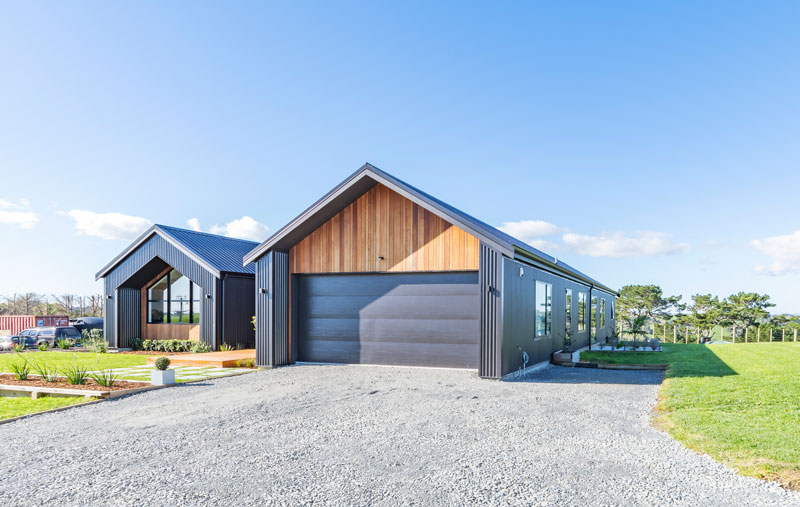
[151,369,176,385]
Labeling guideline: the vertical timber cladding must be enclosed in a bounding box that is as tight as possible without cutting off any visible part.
[288,183,480,274]
[101,234,218,348]
[479,243,502,379]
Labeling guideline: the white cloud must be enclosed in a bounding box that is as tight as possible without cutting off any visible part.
[0,197,38,229]
[188,216,268,242]
[67,210,152,240]
[499,220,561,248]
[752,230,800,275]
[562,231,691,258]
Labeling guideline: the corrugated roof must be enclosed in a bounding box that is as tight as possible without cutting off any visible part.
[156,225,259,275]
[96,225,259,280]
[243,163,616,295]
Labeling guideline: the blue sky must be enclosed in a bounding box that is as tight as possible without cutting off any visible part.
[1,2,798,313]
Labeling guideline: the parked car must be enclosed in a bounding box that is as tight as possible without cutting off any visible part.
[69,317,103,333]
[16,326,82,347]
[0,331,36,350]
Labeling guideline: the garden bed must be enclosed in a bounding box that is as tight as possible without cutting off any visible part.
[0,374,148,392]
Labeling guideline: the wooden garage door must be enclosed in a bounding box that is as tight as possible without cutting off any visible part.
[295,272,479,369]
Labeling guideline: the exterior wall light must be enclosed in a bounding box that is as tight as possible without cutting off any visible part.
[519,267,524,278]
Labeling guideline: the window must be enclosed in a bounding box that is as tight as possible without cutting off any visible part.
[578,292,586,332]
[565,288,572,334]
[591,296,598,341]
[599,298,606,329]
[147,269,201,324]
[535,281,552,337]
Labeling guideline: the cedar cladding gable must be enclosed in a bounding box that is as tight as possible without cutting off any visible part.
[288,183,480,274]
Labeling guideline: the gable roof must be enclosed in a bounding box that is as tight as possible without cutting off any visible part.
[96,225,259,280]
[243,163,616,295]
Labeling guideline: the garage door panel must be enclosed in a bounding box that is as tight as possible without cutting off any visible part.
[301,339,478,368]
[301,294,480,320]
[303,317,479,344]
[300,272,478,297]
[296,272,479,369]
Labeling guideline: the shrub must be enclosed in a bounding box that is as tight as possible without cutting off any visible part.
[154,357,170,370]
[84,335,107,353]
[236,358,255,368]
[191,341,211,354]
[62,361,88,385]
[219,343,234,352]
[12,342,26,353]
[89,369,117,387]
[8,357,30,380]
[89,329,104,341]
[142,339,154,351]
[33,362,59,382]
[57,338,72,350]
[38,342,49,351]
[128,337,143,351]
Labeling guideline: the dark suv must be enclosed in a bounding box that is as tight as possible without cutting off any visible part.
[21,326,82,347]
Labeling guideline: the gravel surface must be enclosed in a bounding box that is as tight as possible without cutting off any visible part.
[0,364,797,506]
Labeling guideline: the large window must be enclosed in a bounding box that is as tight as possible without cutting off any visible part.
[147,270,202,324]
[599,298,606,329]
[565,288,572,334]
[535,281,552,337]
[578,292,586,332]
[591,296,598,341]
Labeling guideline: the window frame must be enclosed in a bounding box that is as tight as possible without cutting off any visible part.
[146,270,201,325]
[590,295,598,341]
[565,288,572,335]
[535,280,552,338]
[599,298,606,329]
[577,292,587,332]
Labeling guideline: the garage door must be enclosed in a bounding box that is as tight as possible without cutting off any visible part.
[295,272,479,369]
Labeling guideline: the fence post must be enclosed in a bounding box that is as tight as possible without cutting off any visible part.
[732,325,736,343]
[782,329,785,342]
[770,328,773,342]
[745,327,748,343]
[757,326,761,343]
[663,323,667,341]
[686,326,690,344]
[697,328,700,344]
[673,326,677,343]
[795,329,797,342]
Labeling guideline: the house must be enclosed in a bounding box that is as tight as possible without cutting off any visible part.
[244,164,617,379]
[96,225,258,350]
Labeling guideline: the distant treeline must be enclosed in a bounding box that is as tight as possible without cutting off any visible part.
[617,285,799,340]
[0,293,104,318]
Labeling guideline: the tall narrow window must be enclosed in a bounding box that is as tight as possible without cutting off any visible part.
[599,298,606,329]
[147,274,168,324]
[578,292,586,332]
[565,288,572,334]
[146,270,201,324]
[536,281,552,337]
[591,296,598,340]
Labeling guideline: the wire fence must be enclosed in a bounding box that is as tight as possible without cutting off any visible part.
[636,323,800,344]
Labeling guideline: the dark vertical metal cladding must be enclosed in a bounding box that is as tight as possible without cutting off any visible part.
[255,253,272,367]
[104,278,116,347]
[272,251,290,366]
[100,235,217,347]
[116,288,140,348]
[479,242,502,379]
[221,274,256,349]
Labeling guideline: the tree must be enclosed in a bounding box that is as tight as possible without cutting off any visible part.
[685,294,729,340]
[617,285,683,336]
[726,292,773,329]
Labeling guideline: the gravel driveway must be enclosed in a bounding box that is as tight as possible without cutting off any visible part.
[0,364,797,506]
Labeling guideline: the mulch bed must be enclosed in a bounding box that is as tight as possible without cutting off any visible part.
[0,374,148,392]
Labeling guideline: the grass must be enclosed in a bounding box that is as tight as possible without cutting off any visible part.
[0,396,92,420]
[0,351,150,372]
[581,343,800,490]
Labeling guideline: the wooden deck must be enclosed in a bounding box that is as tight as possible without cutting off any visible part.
[146,349,256,368]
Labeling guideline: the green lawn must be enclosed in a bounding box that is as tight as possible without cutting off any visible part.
[581,343,800,490]
[0,351,151,372]
[0,396,93,420]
